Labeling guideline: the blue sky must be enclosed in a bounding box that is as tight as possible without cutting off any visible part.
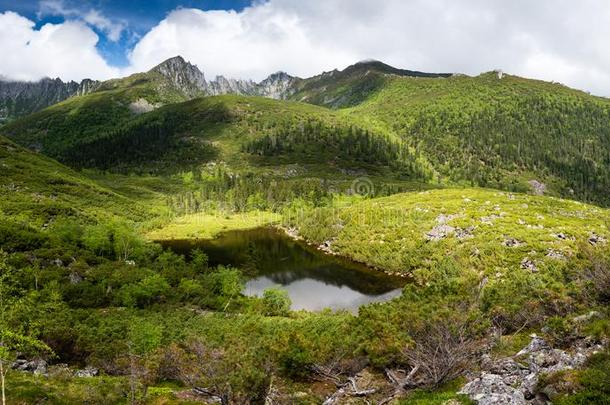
[0,0,254,66]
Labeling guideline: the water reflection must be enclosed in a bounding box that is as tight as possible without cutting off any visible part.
[159,227,405,311]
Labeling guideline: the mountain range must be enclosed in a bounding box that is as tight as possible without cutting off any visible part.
[0,56,452,122]
[1,55,609,206]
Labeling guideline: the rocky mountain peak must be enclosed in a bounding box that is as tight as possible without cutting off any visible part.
[150,56,207,97]
[258,71,299,99]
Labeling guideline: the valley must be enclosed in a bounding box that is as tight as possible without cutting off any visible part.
[0,56,609,404]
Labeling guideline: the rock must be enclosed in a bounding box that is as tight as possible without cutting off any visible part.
[0,77,100,121]
[521,258,538,272]
[318,239,335,254]
[588,232,607,245]
[52,258,63,267]
[460,334,604,405]
[503,238,523,248]
[128,98,157,114]
[13,359,48,375]
[520,373,539,400]
[151,56,298,100]
[456,226,475,240]
[435,213,460,224]
[481,214,501,225]
[572,311,602,324]
[459,373,526,405]
[546,249,566,260]
[74,366,99,377]
[68,272,83,284]
[425,224,455,241]
[516,335,549,356]
[528,180,546,196]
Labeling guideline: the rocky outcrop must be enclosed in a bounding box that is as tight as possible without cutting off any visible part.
[528,180,546,196]
[150,56,299,100]
[0,77,100,121]
[206,75,258,96]
[459,334,605,404]
[12,359,48,375]
[74,366,99,377]
[256,71,299,99]
[150,56,207,98]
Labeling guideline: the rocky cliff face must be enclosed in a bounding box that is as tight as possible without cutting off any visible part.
[256,71,300,99]
[0,77,100,122]
[150,56,207,98]
[150,56,299,100]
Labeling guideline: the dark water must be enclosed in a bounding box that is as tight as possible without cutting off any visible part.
[158,227,405,311]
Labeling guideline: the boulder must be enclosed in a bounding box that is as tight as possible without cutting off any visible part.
[13,359,48,375]
[425,224,455,241]
[459,373,526,405]
[74,366,99,377]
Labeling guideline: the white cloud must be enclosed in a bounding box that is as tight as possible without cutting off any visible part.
[124,0,610,96]
[0,11,119,81]
[126,5,357,81]
[3,1,610,96]
[38,0,126,42]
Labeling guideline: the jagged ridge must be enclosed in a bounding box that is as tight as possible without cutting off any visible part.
[0,77,100,122]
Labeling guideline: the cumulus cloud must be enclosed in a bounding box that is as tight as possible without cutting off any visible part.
[0,11,119,81]
[38,0,126,41]
[124,0,610,96]
[126,5,357,81]
[3,0,610,95]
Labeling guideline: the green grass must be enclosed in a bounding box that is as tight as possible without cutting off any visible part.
[147,210,281,240]
[397,379,474,404]
[289,188,610,275]
[0,136,153,226]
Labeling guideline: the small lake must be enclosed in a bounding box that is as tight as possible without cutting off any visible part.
[159,227,405,312]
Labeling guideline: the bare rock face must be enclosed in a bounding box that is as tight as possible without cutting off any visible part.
[12,359,48,376]
[206,75,258,96]
[150,56,299,100]
[0,77,100,121]
[150,56,207,98]
[257,71,299,99]
[129,98,158,114]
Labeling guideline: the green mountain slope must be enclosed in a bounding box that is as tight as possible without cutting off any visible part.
[336,72,610,205]
[0,135,153,227]
[288,60,452,108]
[3,59,610,206]
[0,92,435,182]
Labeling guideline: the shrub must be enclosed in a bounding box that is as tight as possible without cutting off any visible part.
[261,288,291,317]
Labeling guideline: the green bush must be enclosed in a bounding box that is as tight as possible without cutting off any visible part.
[262,287,291,317]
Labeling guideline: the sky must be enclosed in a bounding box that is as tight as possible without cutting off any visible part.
[1,0,610,96]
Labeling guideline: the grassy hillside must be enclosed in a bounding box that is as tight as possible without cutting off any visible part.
[340,72,610,205]
[0,70,193,160]
[289,60,451,108]
[1,132,609,403]
[1,92,436,184]
[290,188,610,274]
[4,62,610,207]
[0,135,155,226]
